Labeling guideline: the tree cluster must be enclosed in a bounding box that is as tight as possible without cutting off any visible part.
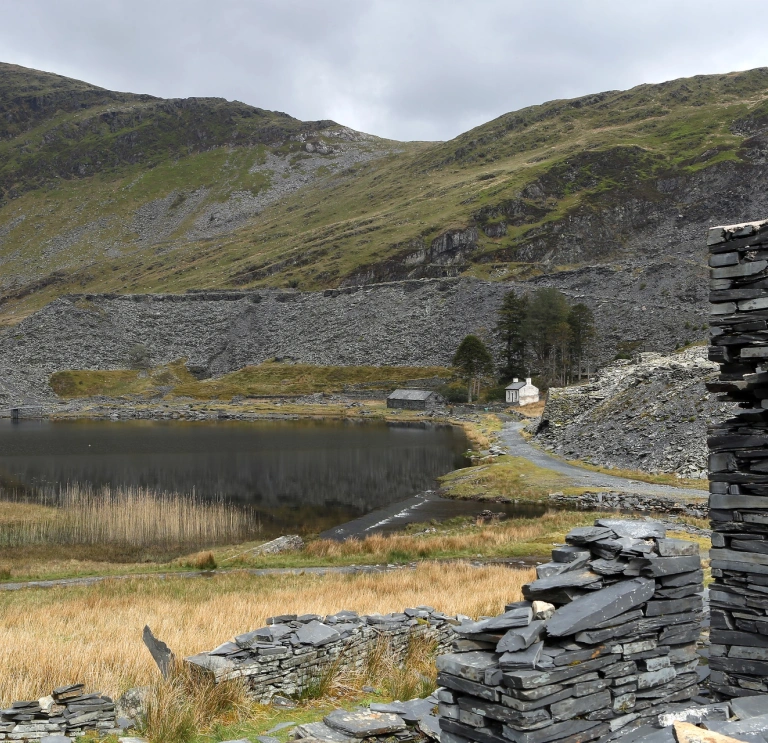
[451,288,597,402]
[495,288,596,386]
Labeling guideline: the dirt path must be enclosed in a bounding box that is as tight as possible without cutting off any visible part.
[0,557,539,593]
[501,421,709,501]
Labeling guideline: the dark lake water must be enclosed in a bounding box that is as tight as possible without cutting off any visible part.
[0,418,475,536]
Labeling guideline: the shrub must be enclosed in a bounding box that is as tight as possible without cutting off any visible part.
[437,382,468,403]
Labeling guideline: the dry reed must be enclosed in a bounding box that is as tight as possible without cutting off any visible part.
[0,562,532,705]
[0,484,259,550]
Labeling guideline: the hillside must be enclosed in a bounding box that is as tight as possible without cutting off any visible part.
[4,64,768,341]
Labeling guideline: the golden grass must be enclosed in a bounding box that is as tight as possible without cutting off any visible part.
[50,361,452,400]
[0,484,259,551]
[298,511,612,562]
[0,562,531,704]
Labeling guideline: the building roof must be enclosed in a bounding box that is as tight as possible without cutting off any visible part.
[387,389,436,400]
[506,382,526,390]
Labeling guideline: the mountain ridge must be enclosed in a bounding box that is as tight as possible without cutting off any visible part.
[2,63,768,343]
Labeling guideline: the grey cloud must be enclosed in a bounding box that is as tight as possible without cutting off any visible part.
[1,0,768,141]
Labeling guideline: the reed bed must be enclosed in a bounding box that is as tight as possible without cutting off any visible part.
[0,484,259,550]
[0,562,532,705]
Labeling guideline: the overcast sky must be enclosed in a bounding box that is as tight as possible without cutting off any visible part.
[2,0,768,142]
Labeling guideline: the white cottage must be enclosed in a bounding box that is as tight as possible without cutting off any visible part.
[505,377,539,406]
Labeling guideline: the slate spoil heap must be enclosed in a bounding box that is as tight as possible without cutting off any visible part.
[435,519,704,743]
[706,218,768,696]
[0,684,120,741]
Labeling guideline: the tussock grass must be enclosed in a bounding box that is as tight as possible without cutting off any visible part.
[0,562,531,705]
[143,661,251,743]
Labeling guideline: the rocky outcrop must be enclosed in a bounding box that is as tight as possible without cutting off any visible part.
[535,348,727,478]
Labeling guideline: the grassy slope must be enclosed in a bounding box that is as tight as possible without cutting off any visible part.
[49,361,452,398]
[3,66,768,323]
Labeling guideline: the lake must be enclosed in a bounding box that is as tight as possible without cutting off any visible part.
[0,418,475,536]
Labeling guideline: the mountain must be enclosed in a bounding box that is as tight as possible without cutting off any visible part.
[3,63,768,334]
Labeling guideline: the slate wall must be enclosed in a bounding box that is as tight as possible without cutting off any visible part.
[706,218,768,695]
[185,607,457,703]
[435,519,703,743]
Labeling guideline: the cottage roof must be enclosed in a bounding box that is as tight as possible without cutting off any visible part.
[505,381,526,390]
[387,389,435,401]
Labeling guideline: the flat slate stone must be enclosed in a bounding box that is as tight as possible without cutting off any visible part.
[565,527,616,545]
[641,556,701,577]
[595,519,666,539]
[497,621,546,653]
[552,546,591,564]
[295,620,340,646]
[295,721,356,743]
[436,652,499,682]
[546,577,655,637]
[324,709,406,737]
[731,696,768,721]
[657,538,700,557]
[40,738,73,743]
[499,641,544,670]
[704,714,768,735]
[486,607,534,630]
[523,570,602,599]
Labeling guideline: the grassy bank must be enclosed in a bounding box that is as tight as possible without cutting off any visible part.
[49,362,452,399]
[439,454,579,501]
[0,506,618,581]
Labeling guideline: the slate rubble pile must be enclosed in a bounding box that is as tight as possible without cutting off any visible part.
[434,519,704,743]
[186,608,457,702]
[0,684,121,741]
[706,218,768,696]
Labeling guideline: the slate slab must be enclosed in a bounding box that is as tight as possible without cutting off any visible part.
[295,721,356,743]
[731,696,768,720]
[595,519,665,539]
[552,546,591,564]
[324,709,406,737]
[485,607,533,630]
[641,556,702,577]
[522,570,602,600]
[499,641,544,670]
[546,577,655,637]
[436,651,498,682]
[497,621,545,653]
[295,620,340,646]
[565,527,616,545]
[657,539,700,557]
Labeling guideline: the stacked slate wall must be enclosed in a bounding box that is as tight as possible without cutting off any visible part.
[0,684,118,740]
[435,519,703,743]
[707,218,768,696]
[186,607,457,703]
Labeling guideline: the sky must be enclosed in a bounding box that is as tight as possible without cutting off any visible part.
[2,0,768,142]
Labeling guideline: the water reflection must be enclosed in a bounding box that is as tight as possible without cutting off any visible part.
[0,419,469,536]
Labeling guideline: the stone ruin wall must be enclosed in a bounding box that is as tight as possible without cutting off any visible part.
[706,218,768,694]
[186,608,457,703]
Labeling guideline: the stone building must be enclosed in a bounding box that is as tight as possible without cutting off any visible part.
[505,377,539,405]
[386,389,443,411]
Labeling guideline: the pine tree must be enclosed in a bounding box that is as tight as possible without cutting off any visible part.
[524,288,570,384]
[494,289,528,380]
[452,335,494,403]
[568,303,596,381]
